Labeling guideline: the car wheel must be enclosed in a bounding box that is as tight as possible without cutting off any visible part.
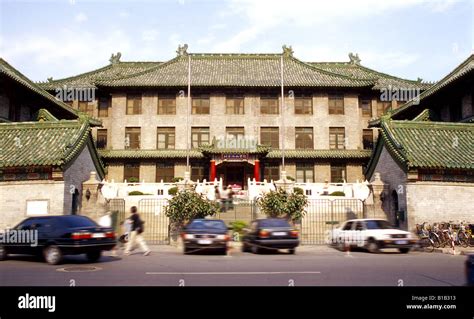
[86,251,102,262]
[337,240,345,251]
[183,246,191,255]
[399,248,410,254]
[0,244,7,261]
[288,248,296,255]
[251,245,260,254]
[220,248,227,255]
[367,239,380,254]
[43,245,63,265]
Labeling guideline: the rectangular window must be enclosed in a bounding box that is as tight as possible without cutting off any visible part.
[377,101,392,117]
[263,165,280,182]
[96,129,107,149]
[359,97,372,117]
[260,127,279,148]
[125,127,141,149]
[328,93,344,115]
[192,95,210,114]
[156,163,174,183]
[331,164,347,183]
[124,163,140,182]
[294,97,313,115]
[329,127,345,150]
[260,97,279,114]
[363,129,374,150]
[98,97,110,117]
[157,127,175,149]
[158,97,176,115]
[191,127,210,148]
[226,127,245,140]
[191,165,206,181]
[126,94,142,115]
[78,101,94,116]
[296,163,314,183]
[226,96,244,114]
[295,127,313,149]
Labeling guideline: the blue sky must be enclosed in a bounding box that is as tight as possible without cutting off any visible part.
[0,0,472,82]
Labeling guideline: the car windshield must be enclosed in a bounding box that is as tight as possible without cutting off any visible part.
[188,220,226,230]
[365,220,392,230]
[60,216,98,228]
[259,219,291,228]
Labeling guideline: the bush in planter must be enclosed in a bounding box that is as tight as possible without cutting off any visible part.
[172,177,184,183]
[256,188,308,223]
[127,177,139,183]
[329,191,345,196]
[286,176,295,181]
[168,186,178,196]
[229,220,248,241]
[165,190,220,238]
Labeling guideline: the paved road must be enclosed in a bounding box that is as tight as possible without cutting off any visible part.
[0,245,468,286]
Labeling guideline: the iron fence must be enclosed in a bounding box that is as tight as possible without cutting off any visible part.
[138,199,170,244]
[301,199,365,244]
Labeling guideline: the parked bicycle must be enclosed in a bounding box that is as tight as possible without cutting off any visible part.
[415,222,435,252]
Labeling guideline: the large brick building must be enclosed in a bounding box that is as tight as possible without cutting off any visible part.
[40,46,430,187]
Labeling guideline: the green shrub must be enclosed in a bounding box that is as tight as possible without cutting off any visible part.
[168,186,178,196]
[286,176,295,181]
[172,177,184,183]
[128,190,152,196]
[293,187,304,195]
[329,191,345,196]
[257,188,308,223]
[230,220,248,234]
[128,190,144,196]
[127,177,139,183]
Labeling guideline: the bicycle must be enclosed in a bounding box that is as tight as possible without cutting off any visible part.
[415,222,435,252]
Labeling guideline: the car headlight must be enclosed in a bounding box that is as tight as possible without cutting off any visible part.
[184,234,194,239]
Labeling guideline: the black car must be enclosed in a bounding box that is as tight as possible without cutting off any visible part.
[181,219,230,255]
[0,215,117,265]
[242,218,299,254]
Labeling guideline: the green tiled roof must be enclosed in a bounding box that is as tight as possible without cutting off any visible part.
[370,54,474,126]
[0,58,79,120]
[39,61,161,90]
[372,120,474,172]
[310,62,433,90]
[0,119,105,177]
[99,149,204,159]
[266,149,372,159]
[97,54,373,87]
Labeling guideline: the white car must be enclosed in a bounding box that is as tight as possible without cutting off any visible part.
[330,219,417,253]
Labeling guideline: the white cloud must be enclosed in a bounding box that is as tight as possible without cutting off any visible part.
[213,0,457,51]
[142,29,159,42]
[74,12,88,23]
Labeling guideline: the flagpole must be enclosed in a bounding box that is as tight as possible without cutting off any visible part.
[186,54,191,174]
[280,54,285,174]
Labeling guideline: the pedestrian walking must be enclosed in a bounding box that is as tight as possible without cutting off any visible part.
[227,185,234,210]
[220,186,229,212]
[124,206,151,256]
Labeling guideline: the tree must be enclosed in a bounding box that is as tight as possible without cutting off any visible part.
[256,188,308,223]
[165,190,219,231]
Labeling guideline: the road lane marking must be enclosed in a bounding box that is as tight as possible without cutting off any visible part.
[146,271,321,275]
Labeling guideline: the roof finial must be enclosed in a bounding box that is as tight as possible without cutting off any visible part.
[282,45,293,57]
[47,77,53,82]
[416,77,423,83]
[349,52,361,65]
[109,52,122,65]
[176,44,189,57]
